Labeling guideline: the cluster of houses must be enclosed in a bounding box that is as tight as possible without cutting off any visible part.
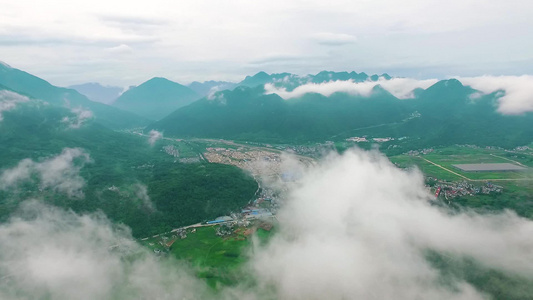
[346,136,395,143]
[406,148,434,156]
[162,145,179,158]
[429,178,503,199]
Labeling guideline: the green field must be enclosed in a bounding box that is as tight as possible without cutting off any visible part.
[173,140,200,158]
[390,146,533,181]
[389,145,533,218]
[141,223,275,288]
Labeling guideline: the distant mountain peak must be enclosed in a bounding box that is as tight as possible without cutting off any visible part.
[380,73,392,80]
[112,77,200,120]
[252,71,270,79]
[145,77,173,84]
[431,78,465,89]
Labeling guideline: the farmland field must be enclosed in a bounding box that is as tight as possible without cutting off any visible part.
[141,224,275,288]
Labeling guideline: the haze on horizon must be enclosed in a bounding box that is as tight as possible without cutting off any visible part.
[1,0,532,87]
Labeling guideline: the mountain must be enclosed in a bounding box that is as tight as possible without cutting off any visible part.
[236,71,393,91]
[238,71,290,88]
[148,79,533,148]
[0,63,148,129]
[148,84,408,142]
[188,80,236,97]
[384,79,533,149]
[0,90,257,237]
[112,77,201,120]
[68,82,123,104]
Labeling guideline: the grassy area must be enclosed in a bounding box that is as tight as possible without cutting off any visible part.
[390,146,533,181]
[141,223,276,289]
[173,140,199,158]
[389,145,533,218]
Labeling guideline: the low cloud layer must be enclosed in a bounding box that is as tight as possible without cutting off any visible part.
[0,201,209,300]
[459,75,533,115]
[265,75,533,115]
[61,107,94,129]
[0,148,92,198]
[0,90,30,121]
[250,149,533,299]
[264,78,438,100]
[148,130,163,146]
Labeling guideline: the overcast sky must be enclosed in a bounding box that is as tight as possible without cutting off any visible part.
[1,0,532,87]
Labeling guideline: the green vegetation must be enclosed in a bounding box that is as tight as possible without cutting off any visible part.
[389,145,533,218]
[427,251,533,300]
[142,224,275,288]
[149,80,533,149]
[0,102,258,237]
[0,64,149,129]
[149,85,409,143]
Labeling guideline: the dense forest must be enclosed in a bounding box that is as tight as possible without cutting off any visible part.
[0,102,257,237]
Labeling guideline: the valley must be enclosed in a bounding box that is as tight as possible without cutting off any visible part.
[1,64,532,299]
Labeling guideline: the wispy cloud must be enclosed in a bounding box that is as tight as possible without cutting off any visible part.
[265,78,438,99]
[0,148,92,198]
[458,75,533,115]
[105,44,133,55]
[312,32,357,46]
[0,90,30,121]
[1,1,532,85]
[147,130,163,146]
[249,149,533,299]
[133,183,155,211]
[61,107,94,129]
[0,201,208,300]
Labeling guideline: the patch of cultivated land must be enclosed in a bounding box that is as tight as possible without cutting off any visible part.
[140,223,275,288]
[391,146,533,182]
[390,145,533,218]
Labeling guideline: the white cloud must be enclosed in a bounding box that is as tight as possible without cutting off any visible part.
[265,78,438,99]
[0,201,208,300]
[249,149,533,299]
[105,44,133,55]
[133,183,155,211]
[312,32,357,46]
[0,148,92,198]
[61,107,94,128]
[0,90,30,121]
[1,1,532,86]
[207,87,227,104]
[458,75,533,115]
[147,129,162,146]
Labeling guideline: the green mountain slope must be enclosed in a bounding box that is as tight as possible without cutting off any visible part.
[0,93,257,237]
[391,79,533,148]
[148,85,409,142]
[0,63,149,129]
[148,80,533,148]
[113,77,201,120]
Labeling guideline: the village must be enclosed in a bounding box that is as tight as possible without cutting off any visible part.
[204,147,283,178]
[145,186,279,255]
[428,177,503,199]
